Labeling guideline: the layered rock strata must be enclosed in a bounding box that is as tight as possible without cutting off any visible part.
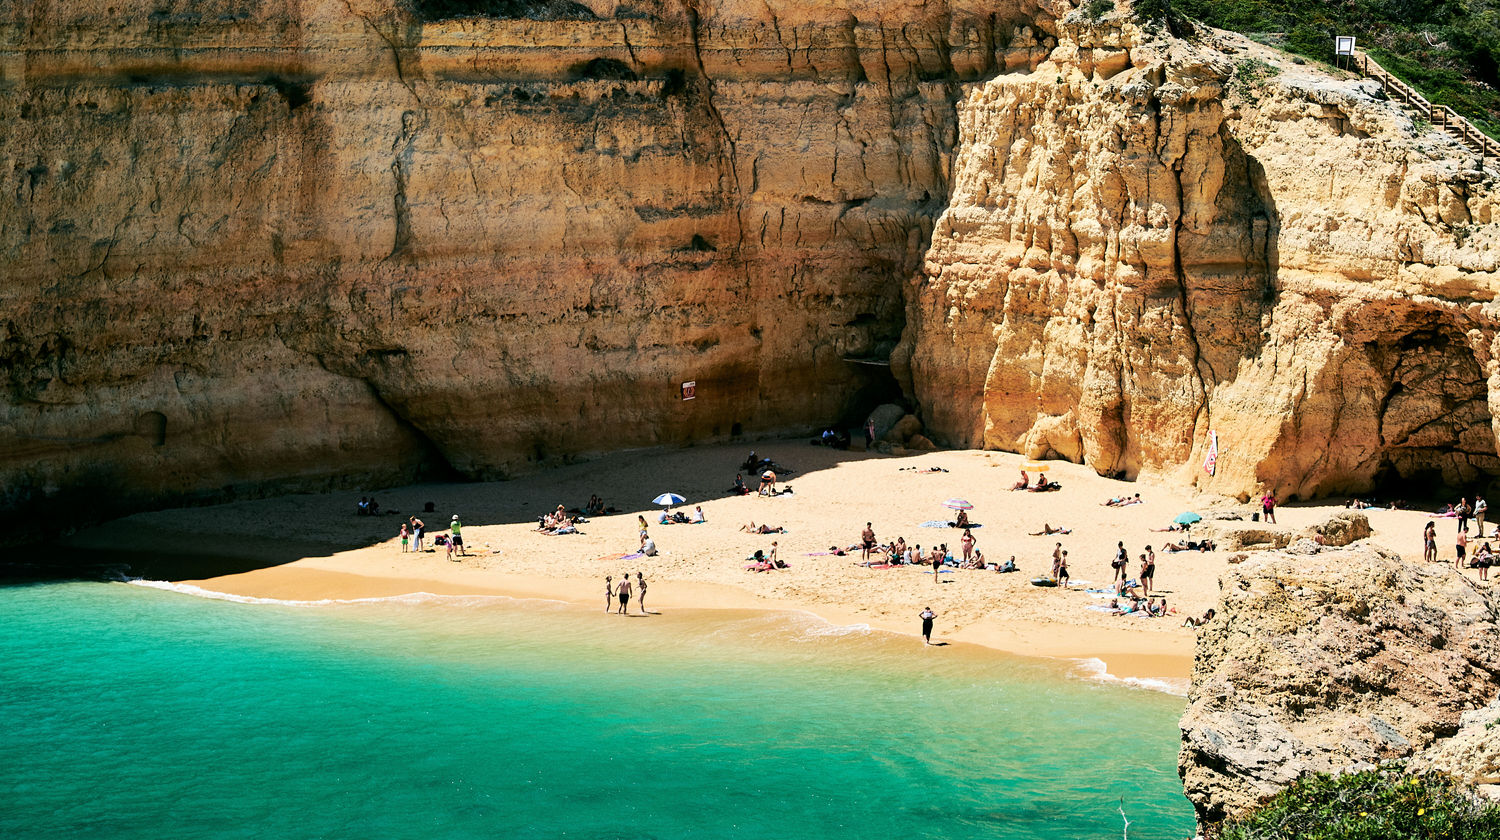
[901,13,1500,500]
[1178,544,1500,825]
[1,0,1059,534]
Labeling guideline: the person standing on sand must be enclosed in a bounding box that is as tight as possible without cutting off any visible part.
[861,523,876,560]
[449,515,466,557]
[1477,496,1489,538]
[1052,543,1063,579]
[605,576,614,612]
[636,571,648,614]
[1057,551,1070,588]
[1424,521,1438,562]
[638,515,649,540]
[932,548,943,583]
[1261,491,1277,524]
[1457,528,1468,569]
[616,573,632,614]
[1457,497,1472,534]
[1140,552,1155,595]
[919,607,937,645]
[1112,541,1128,583]
[961,528,976,563]
[411,516,424,552]
[399,523,409,553]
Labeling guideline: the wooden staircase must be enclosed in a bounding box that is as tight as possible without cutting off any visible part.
[1356,51,1500,161]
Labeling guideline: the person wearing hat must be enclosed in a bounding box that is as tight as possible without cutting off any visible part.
[449,515,466,558]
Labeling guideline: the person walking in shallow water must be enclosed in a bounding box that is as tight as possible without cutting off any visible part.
[604,575,614,612]
[636,571,648,615]
[615,573,632,614]
[919,607,937,645]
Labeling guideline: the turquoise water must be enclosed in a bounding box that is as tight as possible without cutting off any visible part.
[0,581,1196,839]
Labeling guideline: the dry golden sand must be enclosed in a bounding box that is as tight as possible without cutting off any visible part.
[66,441,1450,686]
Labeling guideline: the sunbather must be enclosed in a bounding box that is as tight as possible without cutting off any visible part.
[1103,493,1143,507]
[1029,523,1070,535]
[739,521,785,534]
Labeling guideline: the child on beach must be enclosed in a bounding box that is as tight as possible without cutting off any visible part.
[399,523,409,553]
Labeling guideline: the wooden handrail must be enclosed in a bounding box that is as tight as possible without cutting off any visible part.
[1356,51,1499,159]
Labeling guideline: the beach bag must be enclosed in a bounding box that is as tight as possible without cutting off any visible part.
[1251,512,1260,522]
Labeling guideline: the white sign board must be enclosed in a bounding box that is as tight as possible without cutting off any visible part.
[1335,36,1356,56]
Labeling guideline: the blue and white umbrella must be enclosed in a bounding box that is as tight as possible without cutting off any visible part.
[653,493,686,507]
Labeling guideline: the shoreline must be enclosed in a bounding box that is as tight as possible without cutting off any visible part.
[161,563,1197,688]
[58,439,1456,694]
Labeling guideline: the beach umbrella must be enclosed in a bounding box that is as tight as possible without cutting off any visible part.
[1174,511,1203,525]
[942,498,974,510]
[653,492,686,507]
[1020,460,1048,472]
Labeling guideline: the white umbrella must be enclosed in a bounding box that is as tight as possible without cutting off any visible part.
[941,498,974,510]
[653,493,686,507]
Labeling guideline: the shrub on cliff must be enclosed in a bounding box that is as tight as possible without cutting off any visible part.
[1218,766,1500,840]
[409,0,595,21]
[1170,0,1500,139]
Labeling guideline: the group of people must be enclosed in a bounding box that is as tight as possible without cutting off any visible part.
[660,506,705,525]
[537,505,582,535]
[398,514,465,559]
[1010,471,1060,492]
[1427,500,1494,580]
[745,543,787,571]
[605,572,648,614]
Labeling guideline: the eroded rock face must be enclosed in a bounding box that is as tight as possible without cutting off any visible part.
[1177,545,1500,825]
[0,0,1060,534]
[900,14,1500,500]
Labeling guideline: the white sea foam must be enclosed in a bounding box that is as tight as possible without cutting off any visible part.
[799,620,873,638]
[120,578,566,609]
[1071,657,1190,697]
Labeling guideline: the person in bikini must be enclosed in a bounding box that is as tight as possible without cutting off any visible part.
[604,575,614,612]
[636,571,649,614]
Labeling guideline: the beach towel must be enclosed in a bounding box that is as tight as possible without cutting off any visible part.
[861,563,895,570]
[804,551,836,556]
[919,520,982,528]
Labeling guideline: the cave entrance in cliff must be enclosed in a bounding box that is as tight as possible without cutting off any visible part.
[1366,324,1500,502]
[840,356,906,430]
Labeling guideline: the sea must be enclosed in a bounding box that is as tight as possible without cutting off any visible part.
[0,578,1197,839]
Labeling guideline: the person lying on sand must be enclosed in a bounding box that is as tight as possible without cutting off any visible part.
[1183,608,1216,628]
[1029,523,1071,535]
[996,555,1017,573]
[1103,493,1143,506]
[899,465,950,473]
[1162,539,1216,552]
[739,521,785,534]
[1151,522,1189,532]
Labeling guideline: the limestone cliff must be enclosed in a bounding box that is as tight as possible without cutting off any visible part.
[0,0,1060,534]
[1177,544,1500,826]
[900,12,1500,500]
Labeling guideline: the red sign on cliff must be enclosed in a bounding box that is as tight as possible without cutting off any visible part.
[682,381,696,401]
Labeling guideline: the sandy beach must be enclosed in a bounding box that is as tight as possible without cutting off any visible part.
[64,440,1460,687]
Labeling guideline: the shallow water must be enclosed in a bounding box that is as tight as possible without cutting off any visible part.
[0,580,1196,839]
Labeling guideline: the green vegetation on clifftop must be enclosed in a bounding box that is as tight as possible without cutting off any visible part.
[1218,767,1500,840]
[1164,0,1500,139]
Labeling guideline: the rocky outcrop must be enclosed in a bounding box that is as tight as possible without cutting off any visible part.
[900,11,1500,501]
[0,0,1063,535]
[1178,545,1500,825]
[1197,510,1371,550]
